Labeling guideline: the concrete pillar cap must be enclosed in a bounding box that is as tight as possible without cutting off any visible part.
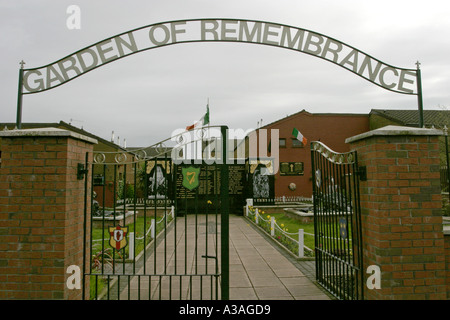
[346,125,442,144]
[0,127,97,144]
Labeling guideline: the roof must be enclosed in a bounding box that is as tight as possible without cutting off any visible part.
[258,109,368,130]
[0,121,126,151]
[370,109,450,128]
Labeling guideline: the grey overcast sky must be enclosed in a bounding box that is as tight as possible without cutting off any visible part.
[1,0,449,146]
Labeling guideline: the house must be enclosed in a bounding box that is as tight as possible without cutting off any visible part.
[242,110,370,198]
[244,108,450,199]
[370,109,450,130]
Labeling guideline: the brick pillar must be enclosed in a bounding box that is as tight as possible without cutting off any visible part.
[444,234,450,298]
[346,125,445,300]
[0,128,96,299]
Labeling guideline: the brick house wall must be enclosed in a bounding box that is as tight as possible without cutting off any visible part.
[251,110,369,198]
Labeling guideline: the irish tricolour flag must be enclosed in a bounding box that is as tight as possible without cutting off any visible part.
[292,127,307,146]
[186,105,210,131]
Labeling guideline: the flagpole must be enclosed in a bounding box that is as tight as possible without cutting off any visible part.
[207,97,210,137]
[207,97,209,127]
[206,97,210,161]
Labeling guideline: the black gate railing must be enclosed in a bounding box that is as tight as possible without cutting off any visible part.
[82,125,229,300]
[310,141,364,300]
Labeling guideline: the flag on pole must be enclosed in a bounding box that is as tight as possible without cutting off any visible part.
[186,104,210,131]
[292,127,307,146]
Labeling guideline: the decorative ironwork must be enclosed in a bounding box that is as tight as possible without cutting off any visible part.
[90,125,223,165]
[310,141,364,300]
[15,18,424,129]
[82,125,230,300]
[114,153,127,164]
[311,141,356,164]
[93,153,106,164]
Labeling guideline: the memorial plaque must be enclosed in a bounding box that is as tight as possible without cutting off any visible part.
[229,165,245,195]
[146,160,172,199]
[247,160,275,205]
[174,163,246,214]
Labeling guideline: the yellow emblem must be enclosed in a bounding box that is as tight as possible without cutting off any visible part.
[109,225,128,251]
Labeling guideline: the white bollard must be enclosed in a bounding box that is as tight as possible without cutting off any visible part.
[246,199,253,217]
[129,232,134,259]
[298,229,304,258]
[271,217,275,237]
[151,219,155,239]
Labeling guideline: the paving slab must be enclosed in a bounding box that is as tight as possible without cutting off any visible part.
[229,215,332,300]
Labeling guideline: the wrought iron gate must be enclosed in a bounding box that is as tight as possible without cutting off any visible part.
[310,141,364,300]
[82,126,229,300]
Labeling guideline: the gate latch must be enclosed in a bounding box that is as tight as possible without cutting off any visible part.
[358,166,367,181]
[77,163,88,180]
[202,255,217,260]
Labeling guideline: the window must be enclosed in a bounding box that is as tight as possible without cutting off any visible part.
[280,162,304,175]
[292,138,304,148]
[93,174,105,186]
[279,138,286,148]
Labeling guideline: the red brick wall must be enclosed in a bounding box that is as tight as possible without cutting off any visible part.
[0,133,94,299]
[349,131,445,299]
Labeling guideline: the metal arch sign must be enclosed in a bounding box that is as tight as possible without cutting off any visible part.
[15,18,424,126]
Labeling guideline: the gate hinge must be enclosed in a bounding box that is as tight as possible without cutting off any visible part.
[77,163,88,180]
[358,166,367,181]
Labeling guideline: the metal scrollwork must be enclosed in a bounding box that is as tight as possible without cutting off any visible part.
[347,153,354,164]
[155,142,167,155]
[93,153,106,164]
[114,153,127,164]
[196,128,208,140]
[312,141,356,164]
[134,149,147,161]
[176,134,184,145]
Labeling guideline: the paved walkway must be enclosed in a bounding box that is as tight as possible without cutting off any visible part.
[228,215,331,300]
[114,214,332,300]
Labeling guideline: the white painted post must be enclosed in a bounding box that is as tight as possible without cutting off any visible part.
[271,217,275,236]
[129,232,134,258]
[246,199,253,217]
[151,219,155,239]
[298,229,304,258]
[255,208,259,224]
